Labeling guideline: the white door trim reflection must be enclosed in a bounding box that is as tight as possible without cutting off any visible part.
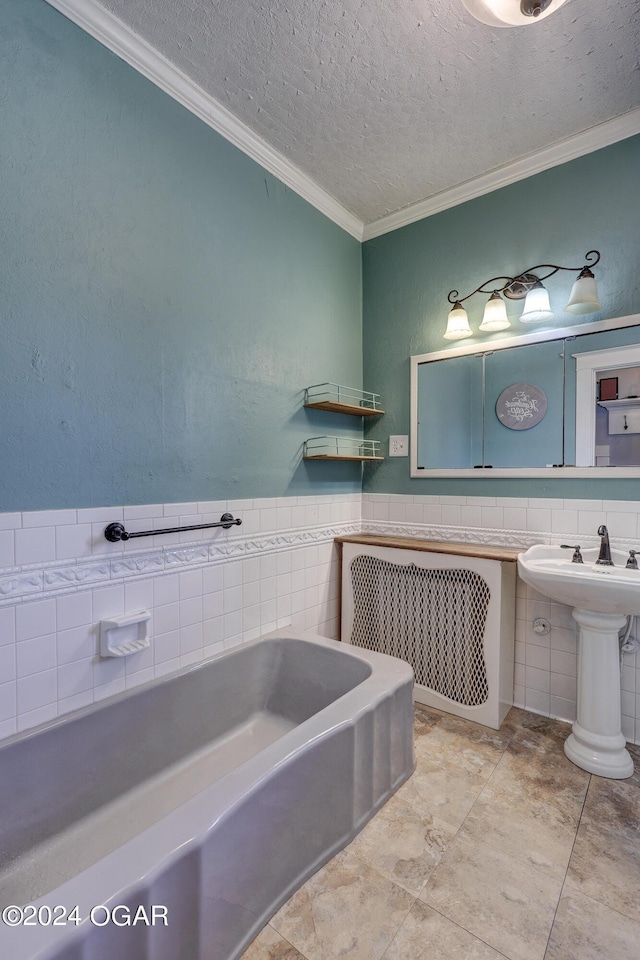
[575,343,640,466]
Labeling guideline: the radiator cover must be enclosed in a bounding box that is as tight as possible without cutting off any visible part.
[341,543,516,729]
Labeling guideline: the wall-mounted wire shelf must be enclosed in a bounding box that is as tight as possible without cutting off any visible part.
[303,437,383,461]
[304,383,384,417]
[597,398,640,410]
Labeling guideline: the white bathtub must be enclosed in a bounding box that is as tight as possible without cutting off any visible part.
[0,629,414,960]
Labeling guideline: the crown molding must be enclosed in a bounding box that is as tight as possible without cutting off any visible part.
[362,108,640,241]
[43,0,365,240]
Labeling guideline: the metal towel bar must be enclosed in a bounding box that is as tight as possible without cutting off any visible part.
[104,513,242,542]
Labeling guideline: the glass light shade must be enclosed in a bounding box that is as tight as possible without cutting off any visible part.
[462,0,568,27]
[564,272,601,315]
[520,283,554,323]
[444,302,472,340]
[479,292,510,331]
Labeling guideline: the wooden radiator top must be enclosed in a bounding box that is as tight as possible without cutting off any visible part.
[334,534,522,563]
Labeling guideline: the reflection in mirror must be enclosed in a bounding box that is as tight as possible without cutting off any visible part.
[412,315,640,477]
[417,342,566,469]
[484,341,564,468]
[574,338,640,467]
[417,356,482,468]
[595,366,640,466]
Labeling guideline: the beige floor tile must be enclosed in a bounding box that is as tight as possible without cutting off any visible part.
[462,780,579,881]
[625,743,640,788]
[270,846,414,960]
[414,704,444,737]
[414,715,508,776]
[545,889,640,960]
[580,775,640,841]
[506,710,571,750]
[395,756,489,830]
[438,711,517,752]
[487,735,588,820]
[384,899,505,960]
[420,829,562,960]
[498,706,532,738]
[345,791,457,895]
[565,817,640,923]
[240,924,309,960]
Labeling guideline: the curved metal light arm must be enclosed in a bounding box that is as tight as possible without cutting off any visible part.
[447,250,600,305]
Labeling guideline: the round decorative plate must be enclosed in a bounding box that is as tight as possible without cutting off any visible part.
[495,382,547,430]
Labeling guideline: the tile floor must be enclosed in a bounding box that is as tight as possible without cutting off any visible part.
[240,705,640,960]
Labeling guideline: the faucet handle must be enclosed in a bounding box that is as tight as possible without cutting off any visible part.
[626,550,638,570]
[561,544,584,563]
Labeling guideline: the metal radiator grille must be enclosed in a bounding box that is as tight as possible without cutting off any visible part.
[350,555,490,706]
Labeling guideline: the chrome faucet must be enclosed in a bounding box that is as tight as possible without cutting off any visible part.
[596,524,614,566]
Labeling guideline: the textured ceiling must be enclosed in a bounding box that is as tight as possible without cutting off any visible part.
[96,0,640,224]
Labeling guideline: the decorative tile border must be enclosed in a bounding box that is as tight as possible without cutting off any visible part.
[361,520,540,549]
[0,521,361,606]
[43,562,112,589]
[0,573,42,600]
[360,518,611,552]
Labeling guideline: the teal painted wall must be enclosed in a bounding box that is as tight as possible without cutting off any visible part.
[4,1,640,513]
[362,137,640,499]
[0,0,363,511]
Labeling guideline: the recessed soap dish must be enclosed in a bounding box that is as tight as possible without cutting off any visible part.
[100,610,151,658]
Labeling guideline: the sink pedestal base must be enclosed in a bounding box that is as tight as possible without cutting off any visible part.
[564,608,633,779]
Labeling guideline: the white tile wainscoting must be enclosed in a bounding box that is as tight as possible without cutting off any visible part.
[0,495,359,740]
[1,492,639,746]
[362,493,640,746]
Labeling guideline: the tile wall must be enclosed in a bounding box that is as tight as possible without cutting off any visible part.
[0,495,359,740]
[362,493,640,745]
[1,492,639,746]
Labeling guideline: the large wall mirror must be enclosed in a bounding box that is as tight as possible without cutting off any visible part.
[410,314,640,478]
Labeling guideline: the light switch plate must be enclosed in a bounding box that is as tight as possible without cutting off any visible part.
[389,435,409,457]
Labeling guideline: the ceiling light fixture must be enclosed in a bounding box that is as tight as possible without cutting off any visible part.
[462,0,569,28]
[443,250,601,340]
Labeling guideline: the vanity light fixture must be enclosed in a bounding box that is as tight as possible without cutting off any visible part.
[444,250,601,340]
[462,0,569,28]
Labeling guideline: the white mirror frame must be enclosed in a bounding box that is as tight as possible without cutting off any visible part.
[410,313,640,478]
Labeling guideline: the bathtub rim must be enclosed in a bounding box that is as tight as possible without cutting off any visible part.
[1,628,414,960]
[0,628,375,753]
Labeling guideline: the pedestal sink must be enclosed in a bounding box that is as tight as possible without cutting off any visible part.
[518,543,637,779]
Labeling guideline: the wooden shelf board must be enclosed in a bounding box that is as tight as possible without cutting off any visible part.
[304,401,385,417]
[334,534,521,562]
[303,454,384,462]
